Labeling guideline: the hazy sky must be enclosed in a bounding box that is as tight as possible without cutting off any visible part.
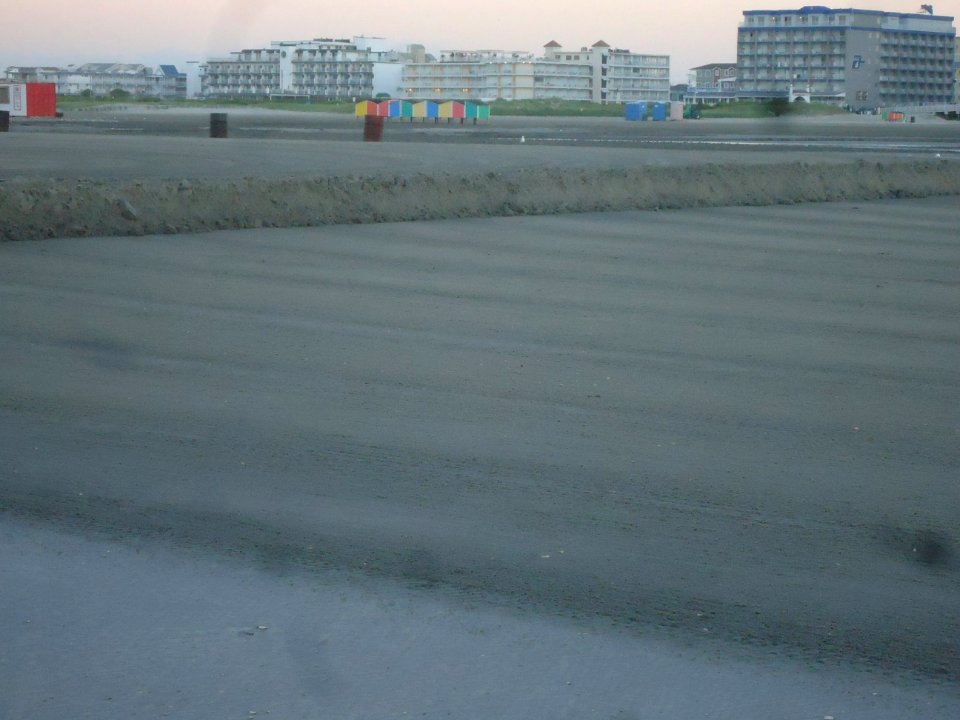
[3,1,958,82]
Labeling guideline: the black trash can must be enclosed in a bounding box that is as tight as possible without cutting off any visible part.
[363,115,385,142]
[210,113,228,138]
[0,111,10,133]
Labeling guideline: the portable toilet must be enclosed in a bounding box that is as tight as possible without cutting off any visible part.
[670,101,684,121]
[651,102,668,121]
[625,102,647,121]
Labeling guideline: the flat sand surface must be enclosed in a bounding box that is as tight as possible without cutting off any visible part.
[2,112,958,715]
[3,199,958,686]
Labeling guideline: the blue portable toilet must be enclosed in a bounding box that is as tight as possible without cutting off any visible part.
[625,102,647,121]
[651,102,668,121]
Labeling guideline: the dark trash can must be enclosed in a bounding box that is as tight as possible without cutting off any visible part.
[363,115,385,142]
[210,113,228,138]
[0,111,10,132]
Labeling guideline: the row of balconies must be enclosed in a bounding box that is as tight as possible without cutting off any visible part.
[530,67,592,76]
[773,72,841,81]
[205,82,368,91]
[742,45,844,52]
[291,63,372,72]
[607,59,669,68]
[291,86,372,93]
[742,30,845,41]
[207,87,273,93]
[880,35,953,44]
[208,65,276,72]
[903,66,955,75]
[739,61,846,70]
[608,82,670,91]
[881,41,954,49]
[739,82,845,92]
[291,72,372,80]
[880,51,954,60]
[742,73,846,82]
[402,69,477,76]
[880,56,954,66]
[206,69,279,77]
[878,93,954,101]
[878,72,956,80]
[533,82,593,90]
[877,80,953,87]
[607,70,670,79]
[292,51,363,59]
[287,80,368,87]
[740,48,845,58]
[205,75,278,83]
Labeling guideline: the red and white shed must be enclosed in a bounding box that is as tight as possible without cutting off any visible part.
[0,83,58,117]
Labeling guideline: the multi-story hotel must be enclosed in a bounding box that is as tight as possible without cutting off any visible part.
[201,37,420,99]
[737,6,956,109]
[401,41,670,103]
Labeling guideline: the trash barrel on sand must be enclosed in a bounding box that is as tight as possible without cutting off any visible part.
[363,115,385,142]
[210,113,228,138]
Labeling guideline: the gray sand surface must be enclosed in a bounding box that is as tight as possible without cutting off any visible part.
[3,199,958,682]
[4,514,957,720]
[2,113,958,715]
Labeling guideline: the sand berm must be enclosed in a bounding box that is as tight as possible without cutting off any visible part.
[2,135,959,240]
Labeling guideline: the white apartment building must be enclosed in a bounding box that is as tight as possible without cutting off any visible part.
[4,64,187,98]
[402,41,670,103]
[202,37,416,99]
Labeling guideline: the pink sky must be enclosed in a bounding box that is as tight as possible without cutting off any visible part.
[3,1,958,83]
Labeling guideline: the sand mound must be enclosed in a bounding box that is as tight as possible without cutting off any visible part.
[2,158,958,241]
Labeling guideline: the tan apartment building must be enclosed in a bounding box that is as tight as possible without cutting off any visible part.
[401,41,669,103]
